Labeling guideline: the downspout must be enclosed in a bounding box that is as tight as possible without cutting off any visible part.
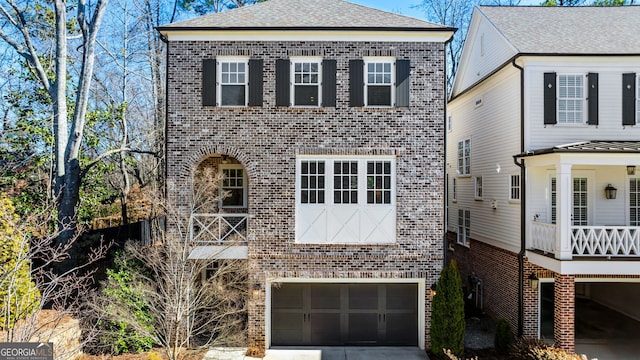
[511,57,525,337]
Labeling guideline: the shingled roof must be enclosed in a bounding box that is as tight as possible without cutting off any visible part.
[478,5,640,54]
[516,141,640,158]
[159,0,451,31]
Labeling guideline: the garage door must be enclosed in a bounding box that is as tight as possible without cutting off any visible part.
[271,283,418,346]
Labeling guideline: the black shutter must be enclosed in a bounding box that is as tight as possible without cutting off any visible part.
[587,73,598,126]
[276,59,290,107]
[543,72,557,125]
[248,59,263,106]
[395,59,410,107]
[623,73,636,126]
[322,59,336,107]
[202,59,216,106]
[349,59,364,107]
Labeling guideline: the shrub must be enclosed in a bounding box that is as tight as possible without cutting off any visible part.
[99,257,155,354]
[494,318,514,354]
[430,260,465,359]
[511,338,594,360]
[0,194,41,330]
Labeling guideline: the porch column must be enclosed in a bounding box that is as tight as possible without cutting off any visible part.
[553,274,575,353]
[555,163,573,260]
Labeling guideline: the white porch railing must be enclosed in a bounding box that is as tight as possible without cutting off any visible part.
[571,226,640,257]
[529,222,640,258]
[530,221,556,254]
[189,213,248,245]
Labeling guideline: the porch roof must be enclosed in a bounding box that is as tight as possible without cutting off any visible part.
[515,141,640,158]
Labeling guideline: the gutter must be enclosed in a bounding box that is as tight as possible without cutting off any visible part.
[511,57,525,338]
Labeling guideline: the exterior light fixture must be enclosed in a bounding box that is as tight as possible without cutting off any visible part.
[627,166,636,176]
[528,273,539,291]
[604,184,617,200]
[252,283,262,297]
[430,282,437,296]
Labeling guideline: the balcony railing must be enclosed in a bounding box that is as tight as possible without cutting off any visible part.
[189,213,248,245]
[529,221,640,258]
[571,226,640,257]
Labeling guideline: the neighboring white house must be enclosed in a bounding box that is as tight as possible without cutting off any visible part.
[448,5,640,353]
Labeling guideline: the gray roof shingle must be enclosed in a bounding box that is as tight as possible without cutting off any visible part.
[478,6,640,54]
[159,0,450,30]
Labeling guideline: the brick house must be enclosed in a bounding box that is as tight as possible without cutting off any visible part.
[157,0,454,352]
[447,6,640,353]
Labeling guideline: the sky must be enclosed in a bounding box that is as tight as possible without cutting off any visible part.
[350,0,542,21]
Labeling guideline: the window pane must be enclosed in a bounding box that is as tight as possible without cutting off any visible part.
[221,85,246,106]
[294,85,319,106]
[367,86,391,106]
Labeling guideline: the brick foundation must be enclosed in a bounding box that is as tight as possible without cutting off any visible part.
[554,274,575,352]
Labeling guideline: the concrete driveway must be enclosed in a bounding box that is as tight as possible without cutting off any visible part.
[204,347,429,360]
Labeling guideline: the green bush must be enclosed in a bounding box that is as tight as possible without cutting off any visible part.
[0,194,41,330]
[511,337,593,360]
[99,258,155,354]
[430,260,465,359]
[494,318,514,354]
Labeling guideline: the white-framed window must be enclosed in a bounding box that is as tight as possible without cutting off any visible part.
[558,74,585,124]
[364,57,395,107]
[630,177,640,226]
[510,174,521,201]
[457,209,470,246]
[474,176,483,200]
[217,57,249,107]
[291,57,322,106]
[549,175,589,225]
[220,164,247,208]
[296,156,396,244]
[452,177,457,202]
[457,139,471,175]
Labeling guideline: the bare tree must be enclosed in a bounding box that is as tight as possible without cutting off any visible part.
[0,0,109,248]
[89,170,248,360]
[0,194,107,358]
[415,0,477,90]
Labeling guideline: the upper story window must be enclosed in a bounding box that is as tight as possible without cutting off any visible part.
[365,58,394,106]
[296,156,396,244]
[219,57,248,106]
[474,176,483,200]
[457,139,470,176]
[558,74,584,124]
[291,58,322,106]
[545,72,598,126]
[637,75,640,123]
[509,174,521,201]
[220,164,247,208]
[349,58,410,108]
[202,57,263,107]
[630,178,640,226]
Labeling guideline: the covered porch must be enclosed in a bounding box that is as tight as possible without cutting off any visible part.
[519,141,640,261]
[188,153,249,259]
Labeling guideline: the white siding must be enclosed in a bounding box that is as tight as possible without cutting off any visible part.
[524,58,640,151]
[451,12,517,97]
[448,67,522,253]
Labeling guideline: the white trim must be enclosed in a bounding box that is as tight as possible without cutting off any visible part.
[527,250,640,275]
[160,30,454,43]
[474,176,483,200]
[509,173,521,202]
[264,277,426,350]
